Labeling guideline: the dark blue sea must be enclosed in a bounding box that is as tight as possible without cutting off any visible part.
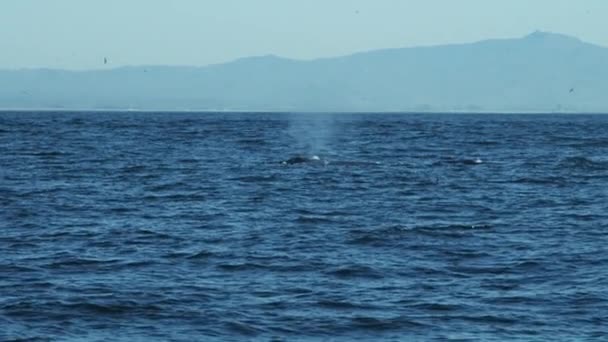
[1,111,607,341]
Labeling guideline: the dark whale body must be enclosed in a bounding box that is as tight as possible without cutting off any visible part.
[281,155,322,165]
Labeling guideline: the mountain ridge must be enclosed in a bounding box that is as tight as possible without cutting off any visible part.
[1,31,607,112]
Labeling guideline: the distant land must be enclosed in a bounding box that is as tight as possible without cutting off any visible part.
[1,31,608,113]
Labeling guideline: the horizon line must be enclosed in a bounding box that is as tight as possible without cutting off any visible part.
[1,108,607,115]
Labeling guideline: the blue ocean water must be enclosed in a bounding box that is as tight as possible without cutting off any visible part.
[1,111,607,341]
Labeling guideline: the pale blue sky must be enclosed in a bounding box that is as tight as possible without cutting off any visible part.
[1,0,606,69]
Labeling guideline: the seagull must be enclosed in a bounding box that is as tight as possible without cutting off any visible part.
[104,57,108,65]
[569,88,574,93]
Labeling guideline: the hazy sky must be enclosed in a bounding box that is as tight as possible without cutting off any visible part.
[1,0,606,69]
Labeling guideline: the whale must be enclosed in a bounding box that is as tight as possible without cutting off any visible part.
[462,157,483,165]
[281,155,322,165]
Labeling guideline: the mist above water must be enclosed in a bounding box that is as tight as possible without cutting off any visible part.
[286,114,336,158]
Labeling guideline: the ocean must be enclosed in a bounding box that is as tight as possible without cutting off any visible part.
[1,111,607,341]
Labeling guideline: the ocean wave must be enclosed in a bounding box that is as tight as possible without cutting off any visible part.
[558,156,608,170]
[2,112,607,340]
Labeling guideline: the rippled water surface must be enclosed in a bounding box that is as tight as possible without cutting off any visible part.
[1,112,607,341]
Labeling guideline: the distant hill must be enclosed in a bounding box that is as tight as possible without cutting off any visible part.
[1,31,607,112]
